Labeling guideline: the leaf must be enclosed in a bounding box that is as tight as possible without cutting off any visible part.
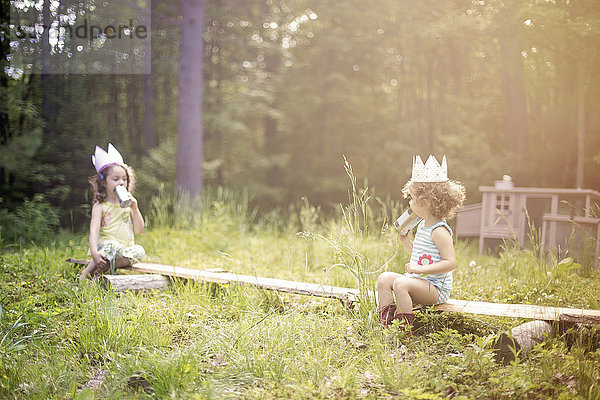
[557,257,573,267]
[554,257,582,276]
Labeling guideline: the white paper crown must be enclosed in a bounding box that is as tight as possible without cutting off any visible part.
[92,143,124,173]
[411,155,448,182]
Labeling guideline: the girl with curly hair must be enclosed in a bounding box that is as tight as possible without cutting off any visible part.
[377,155,465,333]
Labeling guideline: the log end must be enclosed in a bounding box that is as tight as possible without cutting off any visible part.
[493,333,521,365]
[493,320,553,365]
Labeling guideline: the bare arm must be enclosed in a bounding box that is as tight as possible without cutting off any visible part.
[89,203,106,266]
[130,196,144,235]
[405,226,456,274]
[399,231,413,254]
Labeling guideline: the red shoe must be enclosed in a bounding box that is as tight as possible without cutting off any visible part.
[379,304,396,328]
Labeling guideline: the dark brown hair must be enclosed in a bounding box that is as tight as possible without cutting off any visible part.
[402,180,466,221]
[88,164,136,204]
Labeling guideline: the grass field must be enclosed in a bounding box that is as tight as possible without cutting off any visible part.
[1,189,600,399]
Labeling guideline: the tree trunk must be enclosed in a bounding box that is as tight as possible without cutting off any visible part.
[110,77,119,137]
[262,2,282,189]
[144,1,156,150]
[144,73,156,149]
[128,76,141,159]
[499,33,529,175]
[176,0,206,198]
[0,0,9,191]
[426,54,435,152]
[575,62,585,188]
[41,0,53,138]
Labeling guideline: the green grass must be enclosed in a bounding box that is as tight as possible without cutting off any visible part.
[1,189,600,399]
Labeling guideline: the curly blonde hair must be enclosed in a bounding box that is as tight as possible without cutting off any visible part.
[88,164,137,204]
[402,180,466,221]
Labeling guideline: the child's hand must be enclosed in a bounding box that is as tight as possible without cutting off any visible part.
[130,195,138,209]
[398,230,411,244]
[404,262,423,274]
[92,252,108,268]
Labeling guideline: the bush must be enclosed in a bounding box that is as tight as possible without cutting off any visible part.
[0,194,60,245]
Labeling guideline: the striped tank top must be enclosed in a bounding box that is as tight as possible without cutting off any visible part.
[406,220,453,295]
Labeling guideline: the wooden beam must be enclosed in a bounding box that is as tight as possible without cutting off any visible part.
[132,262,360,306]
[436,300,600,325]
[132,263,600,324]
[66,258,88,265]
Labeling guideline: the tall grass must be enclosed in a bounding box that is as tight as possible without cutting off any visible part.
[295,158,408,332]
[149,184,253,231]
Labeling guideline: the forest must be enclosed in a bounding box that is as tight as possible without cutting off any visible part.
[2,0,600,237]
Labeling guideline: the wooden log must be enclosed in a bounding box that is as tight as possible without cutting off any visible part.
[99,274,171,292]
[493,320,553,364]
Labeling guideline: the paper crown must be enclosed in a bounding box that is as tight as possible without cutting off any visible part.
[411,155,448,182]
[92,143,124,173]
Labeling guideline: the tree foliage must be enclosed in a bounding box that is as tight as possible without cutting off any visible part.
[2,0,600,231]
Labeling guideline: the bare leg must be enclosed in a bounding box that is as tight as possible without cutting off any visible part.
[80,260,98,282]
[377,271,402,309]
[95,261,111,275]
[79,257,113,281]
[114,255,132,269]
[392,276,439,314]
[377,272,404,327]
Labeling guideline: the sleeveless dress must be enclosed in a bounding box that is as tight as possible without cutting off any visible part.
[405,220,453,304]
[92,202,145,273]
